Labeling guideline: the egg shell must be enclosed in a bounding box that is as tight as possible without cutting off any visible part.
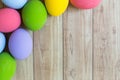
[70,0,102,9]
[0,52,16,80]
[2,0,28,9]
[0,8,21,33]
[0,33,6,53]
[8,28,33,60]
[22,0,47,31]
[45,0,69,16]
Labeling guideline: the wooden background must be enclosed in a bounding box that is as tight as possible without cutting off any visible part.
[1,0,120,80]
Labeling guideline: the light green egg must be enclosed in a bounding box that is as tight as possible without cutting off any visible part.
[22,0,47,31]
[0,52,16,80]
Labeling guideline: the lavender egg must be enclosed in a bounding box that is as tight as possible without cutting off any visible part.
[8,28,33,60]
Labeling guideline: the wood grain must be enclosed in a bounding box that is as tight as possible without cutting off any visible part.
[93,0,120,80]
[1,0,120,80]
[63,6,93,80]
[34,16,63,80]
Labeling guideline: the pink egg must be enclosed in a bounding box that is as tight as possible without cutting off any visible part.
[70,0,102,9]
[0,8,21,33]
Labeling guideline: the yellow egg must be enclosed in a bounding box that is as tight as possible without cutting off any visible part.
[45,0,69,16]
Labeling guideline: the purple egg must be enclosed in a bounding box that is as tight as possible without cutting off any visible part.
[8,28,33,60]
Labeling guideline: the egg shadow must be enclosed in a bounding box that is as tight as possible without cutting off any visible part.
[3,32,15,57]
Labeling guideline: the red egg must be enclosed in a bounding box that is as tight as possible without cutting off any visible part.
[0,8,21,33]
[70,0,102,9]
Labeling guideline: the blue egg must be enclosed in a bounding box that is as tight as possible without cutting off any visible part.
[2,0,28,9]
[0,33,6,53]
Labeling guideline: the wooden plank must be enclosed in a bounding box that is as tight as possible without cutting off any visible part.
[13,32,34,80]
[93,0,120,80]
[13,55,34,80]
[34,16,63,80]
[63,6,93,80]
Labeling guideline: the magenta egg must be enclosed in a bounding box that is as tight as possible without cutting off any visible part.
[0,8,21,33]
[70,0,102,9]
[8,28,33,60]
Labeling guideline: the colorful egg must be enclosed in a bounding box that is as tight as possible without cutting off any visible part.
[0,52,16,80]
[2,0,28,9]
[45,0,69,16]
[0,33,6,53]
[0,8,21,33]
[70,0,102,9]
[8,28,33,60]
[22,0,47,31]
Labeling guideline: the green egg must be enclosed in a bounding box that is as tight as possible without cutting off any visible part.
[22,0,47,31]
[0,52,16,80]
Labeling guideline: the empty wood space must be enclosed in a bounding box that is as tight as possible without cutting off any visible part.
[0,0,120,80]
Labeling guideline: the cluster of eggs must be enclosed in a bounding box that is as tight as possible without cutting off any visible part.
[0,0,101,80]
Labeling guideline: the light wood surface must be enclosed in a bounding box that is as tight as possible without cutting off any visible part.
[0,0,120,80]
